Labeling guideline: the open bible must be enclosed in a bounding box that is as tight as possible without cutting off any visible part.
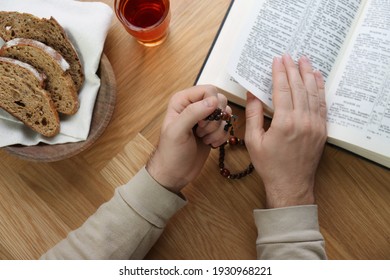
[195,0,390,168]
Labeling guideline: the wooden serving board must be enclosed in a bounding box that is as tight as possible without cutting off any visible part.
[4,54,116,162]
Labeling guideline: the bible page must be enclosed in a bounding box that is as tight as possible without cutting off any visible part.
[228,0,364,109]
[326,0,390,164]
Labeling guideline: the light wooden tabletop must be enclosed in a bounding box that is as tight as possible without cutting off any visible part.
[0,0,389,260]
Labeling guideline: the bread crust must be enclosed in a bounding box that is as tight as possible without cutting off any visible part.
[0,38,79,115]
[0,57,60,137]
[0,11,84,91]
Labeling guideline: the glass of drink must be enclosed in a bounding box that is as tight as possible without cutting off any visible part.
[114,0,171,47]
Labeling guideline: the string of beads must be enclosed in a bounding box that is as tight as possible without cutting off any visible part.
[206,108,254,179]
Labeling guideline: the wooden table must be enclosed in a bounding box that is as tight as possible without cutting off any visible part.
[0,0,389,260]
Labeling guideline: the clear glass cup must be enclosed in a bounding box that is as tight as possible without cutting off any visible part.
[114,0,171,47]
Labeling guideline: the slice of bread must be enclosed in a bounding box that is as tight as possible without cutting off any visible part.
[0,57,60,137]
[0,38,79,115]
[0,11,84,91]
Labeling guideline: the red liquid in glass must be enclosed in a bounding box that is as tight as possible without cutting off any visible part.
[116,0,170,45]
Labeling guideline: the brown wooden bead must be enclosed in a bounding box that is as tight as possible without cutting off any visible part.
[208,108,254,179]
[229,136,238,145]
[220,168,230,178]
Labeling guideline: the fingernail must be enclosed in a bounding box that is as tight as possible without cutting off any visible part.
[314,70,324,80]
[282,53,294,65]
[300,56,310,63]
[273,56,282,64]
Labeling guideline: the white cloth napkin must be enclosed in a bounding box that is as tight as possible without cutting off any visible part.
[0,0,113,147]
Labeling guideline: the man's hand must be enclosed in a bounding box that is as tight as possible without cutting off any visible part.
[245,54,327,208]
[147,85,230,193]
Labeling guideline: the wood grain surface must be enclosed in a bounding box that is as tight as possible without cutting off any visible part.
[0,0,389,260]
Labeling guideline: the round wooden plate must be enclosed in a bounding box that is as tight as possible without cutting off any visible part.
[4,54,116,162]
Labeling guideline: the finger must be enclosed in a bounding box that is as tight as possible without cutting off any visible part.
[245,92,265,145]
[272,56,293,114]
[217,93,228,109]
[197,117,221,137]
[209,138,228,149]
[203,120,229,147]
[199,105,232,143]
[282,53,309,111]
[197,93,227,128]
[170,85,218,114]
[197,93,228,134]
[196,106,232,138]
[314,70,327,120]
[299,56,319,113]
[175,96,218,136]
[225,104,232,115]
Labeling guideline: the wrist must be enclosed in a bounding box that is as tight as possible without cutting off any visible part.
[266,193,315,208]
[146,154,187,194]
[264,182,315,209]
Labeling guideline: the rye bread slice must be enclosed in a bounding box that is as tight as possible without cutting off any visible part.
[0,11,84,91]
[0,57,60,137]
[0,38,79,115]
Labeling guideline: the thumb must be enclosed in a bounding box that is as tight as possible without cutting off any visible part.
[176,96,218,133]
[245,92,265,143]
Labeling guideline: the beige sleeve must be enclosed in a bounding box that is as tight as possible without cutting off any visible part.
[40,166,187,260]
[254,205,327,260]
